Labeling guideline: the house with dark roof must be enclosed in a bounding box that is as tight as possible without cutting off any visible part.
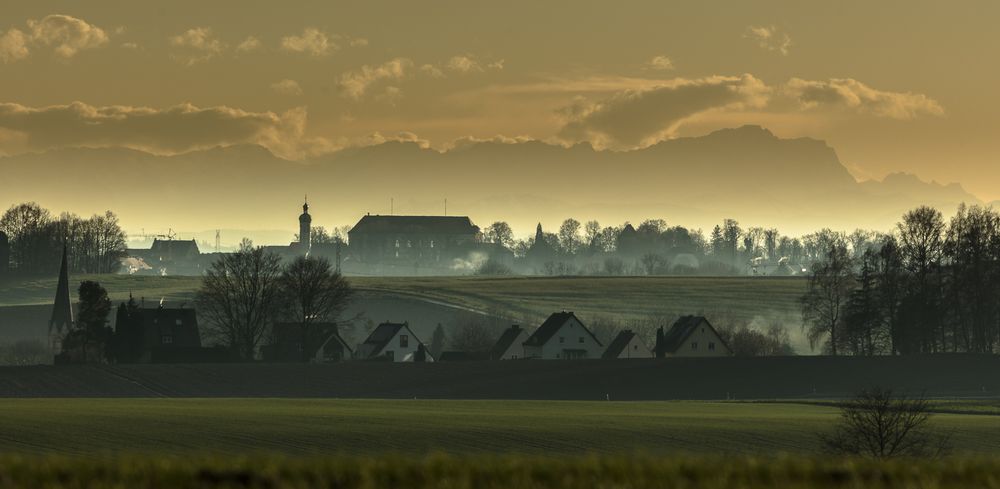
[655,316,732,357]
[113,302,204,363]
[602,329,653,359]
[263,322,353,363]
[523,312,603,360]
[490,324,530,360]
[347,215,480,266]
[128,239,206,276]
[356,321,433,362]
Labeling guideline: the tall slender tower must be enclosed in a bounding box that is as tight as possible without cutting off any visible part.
[299,198,312,253]
[0,230,9,276]
[49,244,73,352]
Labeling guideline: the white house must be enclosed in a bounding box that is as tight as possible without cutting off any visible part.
[489,325,530,360]
[356,321,433,362]
[602,330,653,359]
[655,316,732,357]
[523,312,603,360]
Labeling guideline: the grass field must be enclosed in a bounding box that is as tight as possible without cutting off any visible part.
[3,454,1000,489]
[0,274,806,324]
[0,399,995,456]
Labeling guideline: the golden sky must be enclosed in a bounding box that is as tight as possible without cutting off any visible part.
[1,1,999,236]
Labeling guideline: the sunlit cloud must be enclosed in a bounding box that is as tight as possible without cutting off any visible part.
[27,14,109,58]
[0,28,30,63]
[169,27,225,65]
[556,74,770,149]
[338,57,413,99]
[281,28,334,56]
[646,55,674,71]
[236,36,262,53]
[784,78,945,119]
[271,79,303,96]
[745,25,791,56]
[0,101,339,160]
[1,14,110,62]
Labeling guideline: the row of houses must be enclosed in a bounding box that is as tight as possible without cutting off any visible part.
[284,311,732,364]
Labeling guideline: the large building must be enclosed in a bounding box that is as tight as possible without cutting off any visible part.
[347,215,481,266]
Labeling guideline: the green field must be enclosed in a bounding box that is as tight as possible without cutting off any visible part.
[0,399,995,456]
[3,454,1000,489]
[0,274,806,323]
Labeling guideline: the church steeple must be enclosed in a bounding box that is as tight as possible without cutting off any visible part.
[298,196,312,252]
[49,244,73,351]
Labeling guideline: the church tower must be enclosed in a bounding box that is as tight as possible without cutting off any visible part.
[49,244,73,352]
[299,198,312,252]
[0,230,9,276]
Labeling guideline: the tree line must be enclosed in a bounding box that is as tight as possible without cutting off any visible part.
[0,202,127,275]
[802,204,1000,355]
[479,218,883,276]
[196,240,354,360]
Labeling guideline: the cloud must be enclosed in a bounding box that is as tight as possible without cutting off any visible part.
[121,42,140,50]
[27,14,109,58]
[784,78,945,119]
[557,74,770,149]
[446,54,504,73]
[745,25,791,56]
[348,37,368,47]
[236,36,261,53]
[169,27,224,65]
[338,57,413,99]
[420,63,445,78]
[362,131,431,149]
[0,101,336,159]
[281,28,335,56]
[0,28,30,63]
[646,55,674,71]
[1,14,110,62]
[271,79,303,96]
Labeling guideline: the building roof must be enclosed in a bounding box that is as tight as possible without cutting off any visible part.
[489,325,526,359]
[148,239,200,257]
[523,312,601,347]
[659,316,728,354]
[602,330,639,359]
[349,215,480,236]
[358,321,410,358]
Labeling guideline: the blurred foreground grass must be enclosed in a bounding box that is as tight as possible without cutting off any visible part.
[0,454,998,488]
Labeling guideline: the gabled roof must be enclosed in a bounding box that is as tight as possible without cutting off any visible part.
[602,330,639,359]
[359,321,417,358]
[490,325,526,359]
[349,215,480,235]
[149,239,200,257]
[523,312,601,347]
[659,316,728,354]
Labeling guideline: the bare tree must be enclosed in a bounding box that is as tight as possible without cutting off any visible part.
[801,242,855,355]
[822,387,949,458]
[197,240,283,359]
[278,255,355,361]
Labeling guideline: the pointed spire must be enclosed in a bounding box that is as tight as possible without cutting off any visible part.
[535,223,544,241]
[49,244,73,340]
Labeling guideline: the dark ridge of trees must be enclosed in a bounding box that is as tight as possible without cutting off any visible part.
[802,204,1000,355]
[481,216,882,277]
[0,202,127,275]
